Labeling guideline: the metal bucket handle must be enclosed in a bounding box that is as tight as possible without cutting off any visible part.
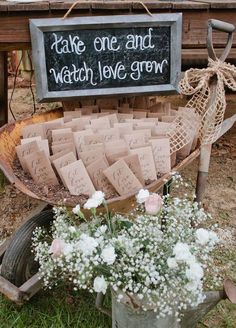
[207,19,235,61]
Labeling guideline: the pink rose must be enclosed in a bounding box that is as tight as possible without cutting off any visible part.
[145,194,163,215]
[49,238,65,258]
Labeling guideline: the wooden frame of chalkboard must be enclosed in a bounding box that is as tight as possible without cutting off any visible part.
[30,14,182,102]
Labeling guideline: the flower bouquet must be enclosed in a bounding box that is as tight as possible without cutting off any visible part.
[33,176,222,327]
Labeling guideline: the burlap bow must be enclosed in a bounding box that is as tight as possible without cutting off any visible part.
[168,58,236,153]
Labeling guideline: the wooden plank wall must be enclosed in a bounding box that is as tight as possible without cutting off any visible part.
[0,1,234,46]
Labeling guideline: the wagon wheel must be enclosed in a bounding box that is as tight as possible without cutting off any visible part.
[1,209,54,287]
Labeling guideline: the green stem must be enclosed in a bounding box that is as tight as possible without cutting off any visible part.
[103,201,114,236]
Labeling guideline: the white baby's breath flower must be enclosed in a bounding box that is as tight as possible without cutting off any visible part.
[167,257,178,269]
[77,233,98,255]
[101,245,116,265]
[136,189,150,204]
[185,280,200,292]
[33,175,220,321]
[72,204,81,215]
[63,243,73,255]
[93,276,107,294]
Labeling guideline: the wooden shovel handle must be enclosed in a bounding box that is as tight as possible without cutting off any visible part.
[207,19,235,61]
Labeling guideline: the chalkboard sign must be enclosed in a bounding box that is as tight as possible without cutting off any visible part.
[30,14,182,102]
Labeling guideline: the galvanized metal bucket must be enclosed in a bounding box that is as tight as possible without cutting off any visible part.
[111,290,225,328]
[112,294,180,328]
[95,280,235,327]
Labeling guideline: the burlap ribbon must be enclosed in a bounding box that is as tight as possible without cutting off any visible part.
[168,58,236,153]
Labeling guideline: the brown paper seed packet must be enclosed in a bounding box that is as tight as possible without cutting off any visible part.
[105,113,119,127]
[90,117,110,132]
[98,128,120,143]
[152,122,172,137]
[22,123,46,139]
[123,154,145,186]
[81,105,99,114]
[24,150,59,186]
[150,138,171,175]
[80,107,93,115]
[124,119,141,127]
[161,115,176,123]
[60,160,95,196]
[103,159,142,196]
[133,108,148,112]
[149,102,163,113]
[16,140,40,172]
[21,136,42,145]
[87,156,116,197]
[133,111,147,119]
[73,129,93,154]
[149,112,165,120]
[71,117,91,131]
[64,120,82,132]
[97,113,110,117]
[117,106,132,113]
[104,139,129,153]
[51,142,76,157]
[113,122,133,138]
[63,111,82,122]
[50,149,76,163]
[52,152,77,186]
[163,102,171,115]
[37,139,50,158]
[134,122,156,134]
[79,148,105,166]
[104,139,130,164]
[147,112,161,118]
[106,151,130,165]
[52,128,73,144]
[21,138,49,157]
[100,109,115,114]
[171,109,178,116]
[80,143,104,152]
[130,146,157,182]
[124,131,148,149]
[84,134,104,145]
[43,119,64,141]
[117,113,133,122]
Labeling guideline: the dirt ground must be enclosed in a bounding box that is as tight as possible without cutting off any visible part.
[0,81,235,243]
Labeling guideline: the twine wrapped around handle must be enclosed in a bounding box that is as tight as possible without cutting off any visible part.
[62,1,153,20]
[167,58,236,154]
[168,19,236,154]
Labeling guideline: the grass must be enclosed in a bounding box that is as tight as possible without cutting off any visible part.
[0,288,236,328]
[197,302,236,328]
[0,289,111,328]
